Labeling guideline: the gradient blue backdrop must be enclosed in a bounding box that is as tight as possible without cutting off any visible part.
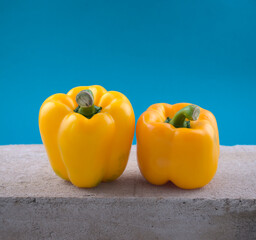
[0,0,256,145]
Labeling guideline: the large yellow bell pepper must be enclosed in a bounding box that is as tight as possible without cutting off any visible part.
[136,103,219,189]
[39,85,135,188]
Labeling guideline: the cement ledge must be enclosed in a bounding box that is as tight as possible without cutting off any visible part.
[0,145,256,240]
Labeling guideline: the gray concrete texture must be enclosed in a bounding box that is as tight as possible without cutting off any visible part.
[0,145,256,240]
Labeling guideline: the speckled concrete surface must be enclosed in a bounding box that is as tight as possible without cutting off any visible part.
[0,145,256,240]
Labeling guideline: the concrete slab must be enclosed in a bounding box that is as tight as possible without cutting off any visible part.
[0,145,256,240]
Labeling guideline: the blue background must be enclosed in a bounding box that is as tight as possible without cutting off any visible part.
[0,0,256,145]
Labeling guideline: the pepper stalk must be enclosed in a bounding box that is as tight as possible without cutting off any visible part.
[165,104,200,128]
[75,90,102,119]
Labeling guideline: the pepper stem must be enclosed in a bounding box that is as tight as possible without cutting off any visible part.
[167,104,200,128]
[75,90,101,119]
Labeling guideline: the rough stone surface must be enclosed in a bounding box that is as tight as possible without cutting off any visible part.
[0,145,256,240]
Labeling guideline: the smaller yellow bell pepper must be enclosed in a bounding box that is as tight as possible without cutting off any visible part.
[39,85,135,188]
[136,103,219,189]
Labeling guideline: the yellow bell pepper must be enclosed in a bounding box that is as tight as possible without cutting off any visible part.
[39,85,135,188]
[136,103,219,189]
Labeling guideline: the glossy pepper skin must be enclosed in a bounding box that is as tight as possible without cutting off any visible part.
[136,103,219,189]
[39,85,135,188]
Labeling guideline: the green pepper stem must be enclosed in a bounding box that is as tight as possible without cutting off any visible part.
[75,90,99,119]
[168,104,200,128]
